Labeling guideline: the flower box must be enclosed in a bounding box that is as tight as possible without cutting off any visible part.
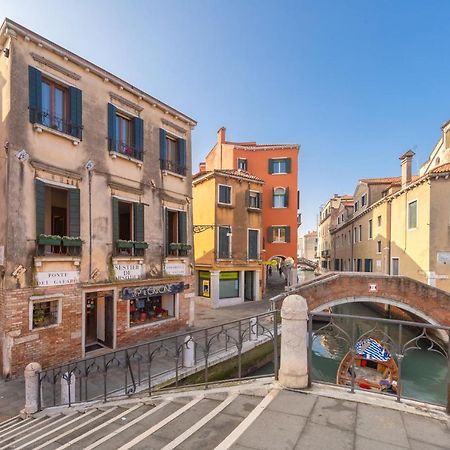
[37,234,62,246]
[169,243,182,251]
[117,240,134,249]
[134,241,148,250]
[62,237,83,247]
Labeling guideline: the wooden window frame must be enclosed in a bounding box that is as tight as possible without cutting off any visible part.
[41,77,69,130]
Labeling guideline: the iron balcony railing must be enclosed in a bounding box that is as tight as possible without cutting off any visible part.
[160,159,187,176]
[36,310,280,409]
[308,311,450,413]
[30,109,83,139]
[108,138,143,161]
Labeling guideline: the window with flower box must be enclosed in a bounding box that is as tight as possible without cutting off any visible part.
[30,298,61,330]
[165,209,189,256]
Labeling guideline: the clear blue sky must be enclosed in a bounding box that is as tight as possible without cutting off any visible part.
[3,0,450,234]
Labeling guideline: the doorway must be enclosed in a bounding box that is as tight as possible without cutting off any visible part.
[244,271,254,301]
[85,292,114,352]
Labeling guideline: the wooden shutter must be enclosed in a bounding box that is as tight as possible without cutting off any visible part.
[68,188,81,237]
[285,226,291,243]
[133,203,144,242]
[69,87,82,139]
[272,188,275,207]
[178,211,187,243]
[284,187,289,207]
[268,159,274,174]
[267,227,273,243]
[286,158,292,173]
[28,66,42,124]
[160,129,167,169]
[218,227,229,258]
[249,230,258,259]
[177,138,186,173]
[133,117,144,160]
[112,197,119,244]
[35,179,46,236]
[107,103,117,151]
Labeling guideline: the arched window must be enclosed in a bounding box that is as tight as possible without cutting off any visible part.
[273,187,287,208]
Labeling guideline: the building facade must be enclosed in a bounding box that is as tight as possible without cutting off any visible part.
[201,128,300,284]
[301,231,318,261]
[193,170,263,307]
[0,19,196,377]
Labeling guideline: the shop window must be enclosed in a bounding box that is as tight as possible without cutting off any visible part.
[35,180,81,256]
[219,272,239,299]
[237,158,247,171]
[31,299,60,330]
[218,185,232,205]
[165,209,188,256]
[129,295,175,327]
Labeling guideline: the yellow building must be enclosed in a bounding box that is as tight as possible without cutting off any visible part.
[193,169,264,307]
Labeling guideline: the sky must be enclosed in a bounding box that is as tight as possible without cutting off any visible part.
[2,0,450,234]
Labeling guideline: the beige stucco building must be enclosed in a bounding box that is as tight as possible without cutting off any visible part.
[301,231,318,261]
[326,125,450,292]
[0,19,196,377]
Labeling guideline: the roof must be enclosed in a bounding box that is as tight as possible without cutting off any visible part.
[359,176,402,185]
[193,169,265,184]
[304,231,317,238]
[432,162,450,174]
[1,18,196,126]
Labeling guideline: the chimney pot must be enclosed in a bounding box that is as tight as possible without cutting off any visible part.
[399,150,415,189]
[199,162,206,173]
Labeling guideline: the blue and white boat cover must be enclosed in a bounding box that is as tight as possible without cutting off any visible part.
[355,338,391,362]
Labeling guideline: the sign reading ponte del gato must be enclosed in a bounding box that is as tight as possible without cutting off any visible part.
[122,282,184,300]
[113,264,144,281]
[35,271,80,287]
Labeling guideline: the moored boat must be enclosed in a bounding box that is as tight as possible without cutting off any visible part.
[336,337,399,392]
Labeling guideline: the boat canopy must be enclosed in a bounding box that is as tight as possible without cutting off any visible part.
[355,338,391,362]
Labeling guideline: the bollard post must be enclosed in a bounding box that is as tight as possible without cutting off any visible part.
[183,335,195,368]
[61,372,76,406]
[249,317,257,341]
[23,362,42,416]
[278,295,309,389]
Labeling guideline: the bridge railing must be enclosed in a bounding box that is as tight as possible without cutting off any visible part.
[308,311,450,413]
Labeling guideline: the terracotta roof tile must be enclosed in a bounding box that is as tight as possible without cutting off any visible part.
[359,176,402,184]
[432,163,450,173]
[193,169,265,183]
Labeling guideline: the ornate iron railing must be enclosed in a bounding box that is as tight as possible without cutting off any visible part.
[108,138,143,161]
[30,109,83,139]
[37,310,279,409]
[160,159,187,176]
[308,312,450,413]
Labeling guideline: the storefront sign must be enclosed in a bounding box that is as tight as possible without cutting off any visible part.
[220,272,238,280]
[164,262,186,276]
[122,282,184,300]
[36,271,79,286]
[114,264,144,281]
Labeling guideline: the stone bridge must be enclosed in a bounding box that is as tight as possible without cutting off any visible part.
[273,272,450,327]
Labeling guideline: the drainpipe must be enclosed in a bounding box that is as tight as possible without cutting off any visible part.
[387,200,392,275]
[88,170,93,280]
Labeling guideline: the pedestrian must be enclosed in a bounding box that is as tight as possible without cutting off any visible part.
[278,266,283,277]
[268,266,272,277]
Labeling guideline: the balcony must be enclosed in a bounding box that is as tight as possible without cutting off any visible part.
[321,249,330,258]
[30,109,83,140]
[160,159,187,177]
[108,138,143,161]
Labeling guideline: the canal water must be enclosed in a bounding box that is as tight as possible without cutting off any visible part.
[258,270,449,406]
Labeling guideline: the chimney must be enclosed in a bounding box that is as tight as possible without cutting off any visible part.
[217,127,226,144]
[199,162,206,173]
[399,150,415,189]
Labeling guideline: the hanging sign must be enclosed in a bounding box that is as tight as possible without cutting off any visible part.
[122,282,184,300]
[36,271,79,286]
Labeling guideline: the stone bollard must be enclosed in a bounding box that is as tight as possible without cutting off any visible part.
[61,372,76,405]
[183,335,195,368]
[279,295,309,389]
[188,297,195,327]
[23,362,42,416]
[249,317,257,341]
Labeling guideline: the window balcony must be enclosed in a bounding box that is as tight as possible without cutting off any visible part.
[168,242,191,257]
[30,109,83,140]
[160,159,187,176]
[115,240,148,257]
[36,234,82,257]
[108,138,143,161]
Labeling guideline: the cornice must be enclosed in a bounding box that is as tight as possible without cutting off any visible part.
[31,52,81,80]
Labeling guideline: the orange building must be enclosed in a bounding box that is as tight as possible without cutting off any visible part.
[202,128,300,283]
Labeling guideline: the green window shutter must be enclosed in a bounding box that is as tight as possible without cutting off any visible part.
[28,66,42,124]
[112,197,119,244]
[286,158,292,173]
[68,189,81,237]
[284,187,289,207]
[268,159,274,174]
[272,188,275,207]
[133,203,144,242]
[107,103,117,151]
[69,87,82,139]
[267,227,273,243]
[258,192,262,209]
[35,179,46,236]
[178,211,187,243]
[133,117,144,161]
[177,138,186,173]
[164,207,170,254]
[160,128,167,169]
[285,226,291,243]
[249,230,258,259]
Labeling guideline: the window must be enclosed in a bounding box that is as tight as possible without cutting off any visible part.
[377,215,382,227]
[159,129,186,175]
[269,226,290,243]
[237,158,247,171]
[247,191,262,209]
[248,229,259,260]
[353,227,357,243]
[218,185,232,205]
[31,298,60,330]
[273,187,288,208]
[361,194,367,207]
[368,220,373,239]
[338,217,341,224]
[41,78,68,133]
[268,158,291,174]
[364,259,373,272]
[113,199,146,256]
[165,209,188,256]
[377,240,382,253]
[357,259,362,272]
[408,200,418,229]
[354,201,359,212]
[392,257,400,276]
[115,113,133,155]
[218,226,232,259]
[359,225,362,241]
[129,295,175,327]
[35,180,81,256]
[219,272,239,298]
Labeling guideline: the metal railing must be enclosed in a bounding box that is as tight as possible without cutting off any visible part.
[160,159,187,176]
[37,310,279,409]
[30,109,83,139]
[108,138,143,161]
[308,312,450,412]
